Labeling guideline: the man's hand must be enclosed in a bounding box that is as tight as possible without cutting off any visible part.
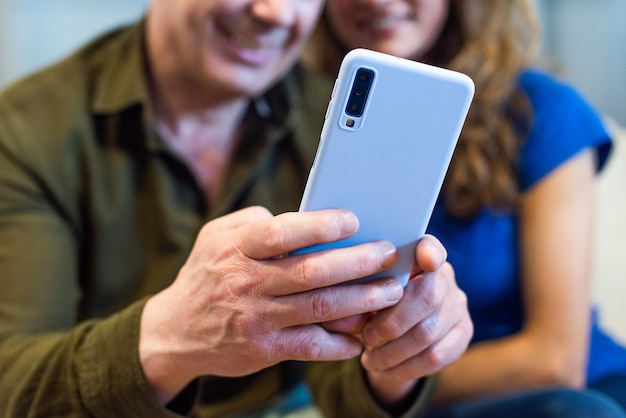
[325,235,473,410]
[138,206,406,404]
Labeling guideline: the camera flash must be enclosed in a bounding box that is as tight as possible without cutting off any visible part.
[346,119,355,127]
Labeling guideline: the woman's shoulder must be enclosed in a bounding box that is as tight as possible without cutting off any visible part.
[517,68,613,189]
[519,69,590,112]
[518,68,610,136]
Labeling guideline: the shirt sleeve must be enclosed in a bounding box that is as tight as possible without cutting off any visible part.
[519,70,613,191]
[0,119,185,418]
[305,359,437,418]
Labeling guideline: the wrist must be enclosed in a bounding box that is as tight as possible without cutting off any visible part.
[366,371,422,414]
[139,294,193,405]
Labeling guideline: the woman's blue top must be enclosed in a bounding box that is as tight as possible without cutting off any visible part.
[426,69,626,383]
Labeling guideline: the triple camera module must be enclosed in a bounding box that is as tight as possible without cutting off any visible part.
[345,68,375,117]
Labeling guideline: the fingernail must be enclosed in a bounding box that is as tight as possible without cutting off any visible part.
[379,241,397,269]
[338,210,359,234]
[384,279,403,303]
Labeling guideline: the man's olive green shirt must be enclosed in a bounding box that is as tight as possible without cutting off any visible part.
[0,22,435,417]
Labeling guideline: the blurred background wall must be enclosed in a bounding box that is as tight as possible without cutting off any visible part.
[538,0,626,127]
[0,0,625,343]
[0,0,149,88]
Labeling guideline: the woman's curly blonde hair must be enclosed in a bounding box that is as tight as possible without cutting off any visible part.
[303,0,541,219]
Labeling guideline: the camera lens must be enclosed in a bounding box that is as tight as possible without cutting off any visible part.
[346,68,375,117]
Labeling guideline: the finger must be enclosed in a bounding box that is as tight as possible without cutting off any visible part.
[274,325,364,362]
[260,240,398,295]
[362,277,468,370]
[363,313,444,371]
[237,209,359,260]
[268,277,404,328]
[361,318,472,380]
[412,234,448,275]
[362,266,450,348]
[323,313,375,336]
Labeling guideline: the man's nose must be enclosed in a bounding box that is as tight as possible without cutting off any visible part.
[251,0,297,28]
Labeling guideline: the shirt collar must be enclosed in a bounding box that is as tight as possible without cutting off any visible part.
[89,20,150,115]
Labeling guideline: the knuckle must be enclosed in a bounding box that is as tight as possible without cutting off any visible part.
[247,336,268,357]
[411,316,440,346]
[308,289,339,322]
[372,350,395,370]
[258,300,279,330]
[256,338,283,366]
[248,205,272,217]
[417,278,446,313]
[261,221,289,254]
[298,336,325,360]
[422,344,451,371]
[354,249,382,277]
[298,257,328,288]
[376,316,405,342]
[196,222,218,244]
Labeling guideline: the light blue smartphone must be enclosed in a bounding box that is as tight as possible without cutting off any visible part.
[297,48,474,286]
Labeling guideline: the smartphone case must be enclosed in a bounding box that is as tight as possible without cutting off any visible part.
[298,48,474,286]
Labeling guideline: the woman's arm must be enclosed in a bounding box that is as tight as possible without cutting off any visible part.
[432,148,595,403]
